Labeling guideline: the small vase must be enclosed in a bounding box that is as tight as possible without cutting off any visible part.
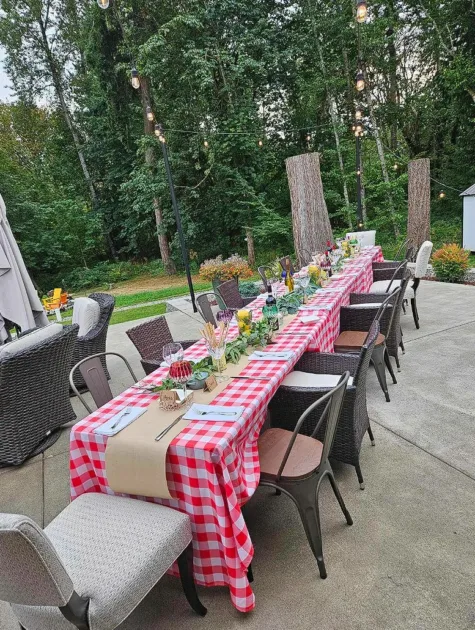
[212,354,227,372]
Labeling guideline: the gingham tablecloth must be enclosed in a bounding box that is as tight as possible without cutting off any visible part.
[69,246,383,612]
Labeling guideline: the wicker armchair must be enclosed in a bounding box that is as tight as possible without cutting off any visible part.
[0,325,79,467]
[350,268,411,370]
[126,316,198,375]
[216,279,257,309]
[269,322,379,489]
[70,293,115,389]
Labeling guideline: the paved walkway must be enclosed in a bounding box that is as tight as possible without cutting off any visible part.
[1,280,475,629]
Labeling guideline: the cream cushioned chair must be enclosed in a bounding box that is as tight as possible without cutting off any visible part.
[0,494,206,630]
[72,298,101,337]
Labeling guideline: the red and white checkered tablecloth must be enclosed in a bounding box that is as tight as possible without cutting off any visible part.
[69,246,383,612]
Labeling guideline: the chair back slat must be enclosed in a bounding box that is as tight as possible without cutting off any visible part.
[0,514,73,607]
[279,256,295,275]
[196,293,219,327]
[126,316,173,361]
[216,279,244,310]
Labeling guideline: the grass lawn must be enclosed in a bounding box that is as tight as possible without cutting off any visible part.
[114,282,212,308]
[110,303,167,325]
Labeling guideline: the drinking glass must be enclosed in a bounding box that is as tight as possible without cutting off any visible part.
[205,342,228,382]
[163,342,184,367]
[169,360,193,405]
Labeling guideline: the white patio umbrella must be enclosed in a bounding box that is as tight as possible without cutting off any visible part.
[0,194,48,342]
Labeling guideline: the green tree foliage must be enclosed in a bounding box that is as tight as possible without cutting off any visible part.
[0,0,474,288]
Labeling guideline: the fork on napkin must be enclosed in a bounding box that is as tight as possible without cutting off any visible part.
[94,406,147,437]
[183,404,245,422]
[248,350,294,361]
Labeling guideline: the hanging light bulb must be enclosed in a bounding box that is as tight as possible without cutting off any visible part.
[356,71,365,92]
[393,163,399,171]
[356,109,363,120]
[204,140,209,148]
[146,106,154,122]
[131,67,140,89]
[97,0,110,8]
[352,125,356,131]
[439,191,446,199]
[356,0,367,23]
[356,122,363,134]
[306,134,311,142]
[258,139,263,147]
[154,123,161,137]
[357,169,361,176]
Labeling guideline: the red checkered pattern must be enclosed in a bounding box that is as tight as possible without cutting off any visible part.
[69,246,383,612]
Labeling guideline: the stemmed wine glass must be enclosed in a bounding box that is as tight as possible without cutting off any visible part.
[205,341,228,383]
[163,342,184,367]
[169,360,193,406]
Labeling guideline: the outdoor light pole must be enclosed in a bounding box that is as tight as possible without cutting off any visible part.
[157,125,197,313]
[356,133,363,229]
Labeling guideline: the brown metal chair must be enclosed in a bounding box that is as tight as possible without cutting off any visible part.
[126,316,198,375]
[279,255,296,275]
[257,266,279,292]
[196,292,219,327]
[259,372,352,579]
[69,352,138,414]
[215,279,257,310]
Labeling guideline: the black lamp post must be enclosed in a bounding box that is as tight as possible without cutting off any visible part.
[156,124,197,313]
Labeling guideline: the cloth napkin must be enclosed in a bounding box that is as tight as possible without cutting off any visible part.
[248,350,294,361]
[183,404,245,422]
[299,305,331,311]
[299,315,320,324]
[94,406,147,437]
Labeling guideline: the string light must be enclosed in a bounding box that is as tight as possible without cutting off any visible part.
[131,67,140,89]
[154,123,161,137]
[146,106,154,122]
[97,0,109,8]
[306,134,311,142]
[258,139,263,147]
[393,163,399,171]
[355,109,363,120]
[357,170,361,175]
[356,1,367,23]
[439,191,446,199]
[355,122,363,134]
[356,71,365,92]
[203,140,209,148]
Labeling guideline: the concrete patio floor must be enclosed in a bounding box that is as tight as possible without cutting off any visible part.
[1,280,475,629]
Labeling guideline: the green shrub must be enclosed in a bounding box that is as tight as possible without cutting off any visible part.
[61,260,165,292]
[239,280,260,297]
[432,243,469,283]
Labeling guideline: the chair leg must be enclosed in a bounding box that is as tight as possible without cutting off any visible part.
[402,300,406,314]
[367,423,375,446]
[281,477,327,579]
[355,462,365,490]
[384,347,397,384]
[247,562,254,583]
[327,472,353,526]
[177,544,207,616]
[371,345,390,402]
[411,296,420,329]
[400,339,405,354]
[394,350,401,372]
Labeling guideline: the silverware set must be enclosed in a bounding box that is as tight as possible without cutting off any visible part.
[110,409,131,430]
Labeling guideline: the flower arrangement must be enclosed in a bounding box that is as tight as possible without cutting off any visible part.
[432,243,469,284]
[199,254,253,282]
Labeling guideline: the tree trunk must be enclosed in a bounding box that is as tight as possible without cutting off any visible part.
[285,153,333,268]
[245,227,255,267]
[140,77,177,274]
[407,158,431,253]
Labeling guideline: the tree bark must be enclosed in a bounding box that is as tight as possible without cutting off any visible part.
[245,227,255,267]
[140,77,176,274]
[407,158,431,253]
[285,153,333,268]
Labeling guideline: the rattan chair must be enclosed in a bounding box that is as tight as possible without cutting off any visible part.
[70,293,115,390]
[350,268,411,371]
[371,241,432,329]
[1,493,206,630]
[196,292,219,327]
[260,373,352,579]
[126,316,198,375]
[215,279,257,309]
[70,352,138,414]
[334,290,400,402]
[269,322,380,490]
[0,325,79,466]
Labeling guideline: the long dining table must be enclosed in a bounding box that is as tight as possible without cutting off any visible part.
[69,245,384,612]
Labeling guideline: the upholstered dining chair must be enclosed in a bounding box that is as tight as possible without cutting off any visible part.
[370,241,433,329]
[196,293,219,327]
[70,352,138,414]
[0,493,206,630]
[269,322,380,490]
[259,373,352,579]
[126,316,198,375]
[215,279,258,310]
[333,289,400,402]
